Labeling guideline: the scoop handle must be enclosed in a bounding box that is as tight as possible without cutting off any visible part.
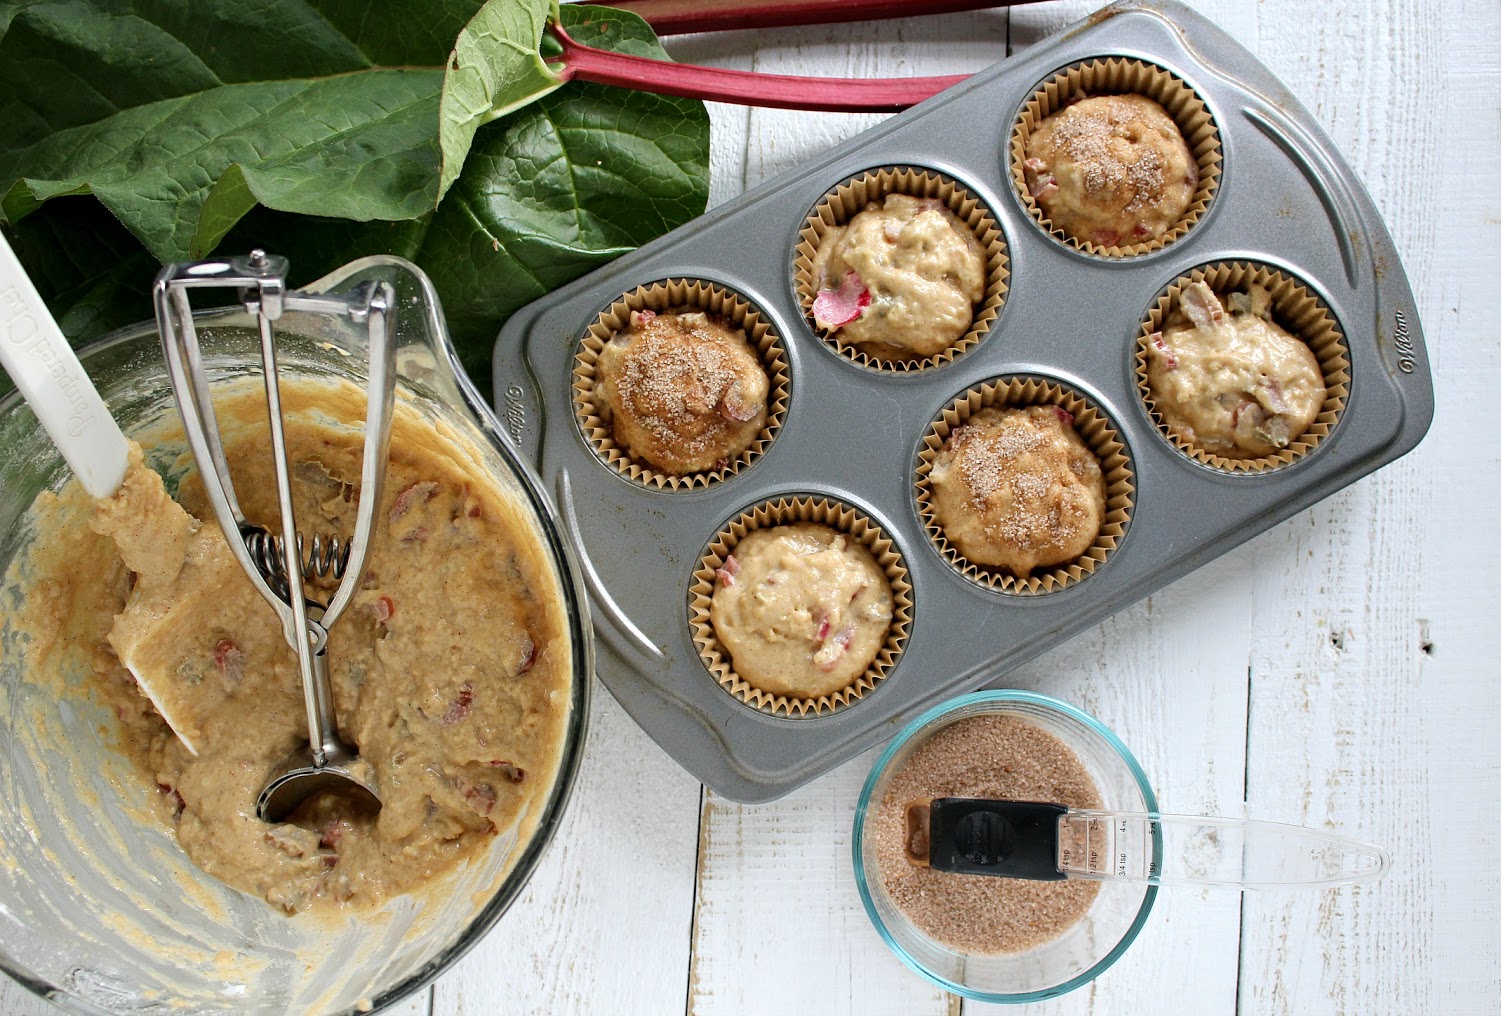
[1057,810,1391,890]
[0,233,128,498]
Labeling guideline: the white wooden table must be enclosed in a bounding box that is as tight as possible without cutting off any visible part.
[7,1,1497,1013]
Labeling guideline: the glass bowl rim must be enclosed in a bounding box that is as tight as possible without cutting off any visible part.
[851,689,1159,1004]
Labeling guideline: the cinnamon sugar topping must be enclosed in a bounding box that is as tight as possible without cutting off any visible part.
[594,310,770,476]
[875,713,1102,953]
[932,407,1106,576]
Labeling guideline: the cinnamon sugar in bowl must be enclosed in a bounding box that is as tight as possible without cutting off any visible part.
[853,691,1158,1003]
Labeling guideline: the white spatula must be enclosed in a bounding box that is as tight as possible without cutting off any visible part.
[0,232,202,753]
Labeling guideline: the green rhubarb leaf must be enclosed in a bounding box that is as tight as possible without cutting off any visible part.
[421,5,710,373]
[0,0,487,262]
[3,1,709,392]
[437,0,564,202]
[222,6,709,383]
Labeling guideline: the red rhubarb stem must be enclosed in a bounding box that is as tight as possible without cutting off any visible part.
[603,0,1049,36]
[550,21,967,112]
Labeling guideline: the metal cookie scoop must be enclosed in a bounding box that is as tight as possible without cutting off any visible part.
[154,250,395,822]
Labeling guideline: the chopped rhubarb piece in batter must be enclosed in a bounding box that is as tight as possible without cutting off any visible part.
[716,554,740,588]
[373,594,395,625]
[488,760,527,783]
[1260,378,1288,413]
[1090,229,1121,247]
[629,308,656,329]
[458,778,496,816]
[390,481,439,520]
[812,270,870,330]
[213,638,244,682]
[320,818,352,849]
[157,780,184,818]
[1150,331,1177,370]
[516,636,537,674]
[441,682,474,725]
[1051,405,1075,427]
[719,379,759,422]
[813,623,854,671]
[1181,282,1224,330]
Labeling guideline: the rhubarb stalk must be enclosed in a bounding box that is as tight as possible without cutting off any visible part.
[550,20,968,112]
[603,0,1049,36]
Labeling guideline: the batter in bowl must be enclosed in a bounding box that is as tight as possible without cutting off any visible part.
[6,378,571,915]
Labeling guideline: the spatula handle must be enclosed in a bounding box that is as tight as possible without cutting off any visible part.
[0,233,129,498]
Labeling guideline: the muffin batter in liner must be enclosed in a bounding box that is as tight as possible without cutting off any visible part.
[793,167,1009,371]
[915,377,1134,594]
[690,497,912,717]
[1136,261,1350,473]
[574,280,790,489]
[1010,57,1222,258]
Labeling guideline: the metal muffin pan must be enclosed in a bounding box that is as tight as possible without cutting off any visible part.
[491,0,1433,802]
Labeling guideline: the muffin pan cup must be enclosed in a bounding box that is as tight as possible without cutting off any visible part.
[914,375,1134,595]
[573,279,791,490]
[689,495,913,718]
[1136,260,1350,472]
[493,0,1433,802]
[1009,56,1223,258]
[793,167,1010,371]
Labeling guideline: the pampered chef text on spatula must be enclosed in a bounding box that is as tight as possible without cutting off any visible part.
[904,798,1390,889]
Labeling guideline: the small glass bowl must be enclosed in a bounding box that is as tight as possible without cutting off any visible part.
[852,690,1158,1003]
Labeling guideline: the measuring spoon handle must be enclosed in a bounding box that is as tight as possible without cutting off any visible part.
[1057,810,1391,890]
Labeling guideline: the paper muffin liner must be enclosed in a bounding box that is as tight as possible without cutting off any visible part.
[1009,57,1222,258]
[689,496,913,718]
[573,280,790,490]
[1136,261,1350,473]
[793,167,1009,372]
[914,377,1135,594]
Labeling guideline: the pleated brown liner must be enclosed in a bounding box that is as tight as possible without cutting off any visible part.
[792,167,1009,371]
[689,496,913,718]
[573,280,790,490]
[1136,261,1350,473]
[914,377,1135,594]
[1009,57,1222,258]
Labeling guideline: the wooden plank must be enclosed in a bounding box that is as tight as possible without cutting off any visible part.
[972,547,1255,1014]
[1237,0,1501,1012]
[687,757,953,1016]
[680,13,1003,1015]
[679,5,1257,1013]
[431,685,702,1015]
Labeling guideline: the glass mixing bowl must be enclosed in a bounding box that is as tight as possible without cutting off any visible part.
[0,257,592,1013]
[853,690,1158,1003]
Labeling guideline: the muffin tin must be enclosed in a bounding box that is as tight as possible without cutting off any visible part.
[491,0,1433,802]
